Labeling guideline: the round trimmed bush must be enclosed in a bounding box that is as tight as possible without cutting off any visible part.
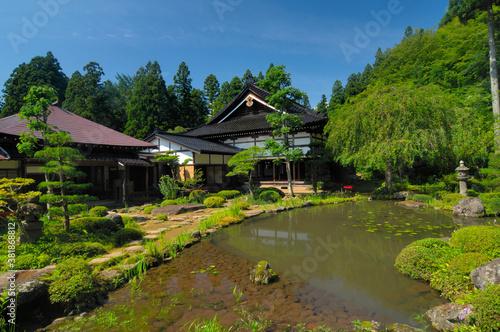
[113,227,144,246]
[478,192,500,200]
[15,253,51,270]
[189,190,206,203]
[143,206,156,214]
[235,201,250,210]
[121,215,138,228]
[48,258,107,313]
[482,197,500,216]
[472,284,500,331]
[259,190,280,202]
[450,226,500,257]
[395,238,457,281]
[442,193,465,205]
[52,242,107,258]
[160,199,177,207]
[71,217,118,233]
[430,252,493,299]
[217,190,241,199]
[89,206,108,217]
[157,214,169,221]
[254,187,285,198]
[204,196,225,208]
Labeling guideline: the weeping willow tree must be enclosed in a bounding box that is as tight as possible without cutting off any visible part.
[326,84,492,190]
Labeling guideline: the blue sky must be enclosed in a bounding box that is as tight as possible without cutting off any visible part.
[1,0,449,107]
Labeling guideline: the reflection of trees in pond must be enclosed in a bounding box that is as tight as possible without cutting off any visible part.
[212,201,454,320]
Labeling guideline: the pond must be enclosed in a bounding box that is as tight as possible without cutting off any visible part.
[211,201,458,328]
[50,201,469,331]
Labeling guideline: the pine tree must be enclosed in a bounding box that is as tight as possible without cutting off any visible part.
[17,86,94,232]
[316,94,328,115]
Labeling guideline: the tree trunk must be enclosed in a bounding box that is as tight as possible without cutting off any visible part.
[248,170,254,198]
[385,161,393,191]
[60,170,70,232]
[488,5,500,151]
[286,157,294,196]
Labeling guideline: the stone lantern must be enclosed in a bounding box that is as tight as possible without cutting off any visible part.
[456,160,469,196]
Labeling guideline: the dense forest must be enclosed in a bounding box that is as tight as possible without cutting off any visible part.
[0,5,498,186]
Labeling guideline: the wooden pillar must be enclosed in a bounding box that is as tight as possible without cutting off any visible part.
[273,163,276,182]
[293,162,296,182]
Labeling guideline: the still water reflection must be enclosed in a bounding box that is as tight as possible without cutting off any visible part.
[211,201,457,326]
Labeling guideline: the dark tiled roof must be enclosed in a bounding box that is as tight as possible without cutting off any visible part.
[0,106,155,149]
[186,83,327,139]
[147,131,242,154]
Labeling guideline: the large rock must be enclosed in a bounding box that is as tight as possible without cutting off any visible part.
[152,203,205,216]
[249,261,277,285]
[426,303,475,331]
[452,197,485,218]
[0,265,55,306]
[471,258,500,290]
[105,214,124,228]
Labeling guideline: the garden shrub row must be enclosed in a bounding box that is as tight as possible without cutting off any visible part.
[395,225,500,330]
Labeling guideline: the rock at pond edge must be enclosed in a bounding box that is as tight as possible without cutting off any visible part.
[250,261,277,285]
[452,197,485,218]
[471,257,500,291]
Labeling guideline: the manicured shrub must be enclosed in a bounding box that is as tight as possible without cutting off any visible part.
[160,199,177,207]
[466,189,479,197]
[15,253,51,270]
[121,215,138,229]
[113,227,144,246]
[259,190,280,202]
[71,217,118,233]
[395,238,457,281]
[482,197,500,216]
[217,190,241,199]
[235,201,250,210]
[157,214,169,221]
[189,189,206,203]
[48,258,107,313]
[430,252,493,300]
[442,193,465,205]
[204,196,225,208]
[51,242,107,258]
[254,187,285,198]
[89,206,108,217]
[143,206,156,214]
[472,284,500,331]
[408,194,432,203]
[433,190,451,200]
[450,226,500,257]
[478,192,500,200]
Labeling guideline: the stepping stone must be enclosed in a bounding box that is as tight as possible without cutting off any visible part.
[152,220,164,224]
[89,257,112,265]
[103,251,126,259]
[127,240,143,245]
[143,234,159,240]
[244,210,264,218]
[138,222,148,226]
[178,222,191,226]
[123,245,145,253]
[130,215,149,222]
[99,269,122,281]
[169,217,185,221]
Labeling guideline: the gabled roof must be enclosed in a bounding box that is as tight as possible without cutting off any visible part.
[146,131,243,155]
[0,106,155,149]
[185,83,326,139]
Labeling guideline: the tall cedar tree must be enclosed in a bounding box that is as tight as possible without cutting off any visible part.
[259,65,305,196]
[1,52,67,118]
[203,74,220,115]
[124,61,174,139]
[18,86,94,232]
[172,62,208,128]
[212,76,243,113]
